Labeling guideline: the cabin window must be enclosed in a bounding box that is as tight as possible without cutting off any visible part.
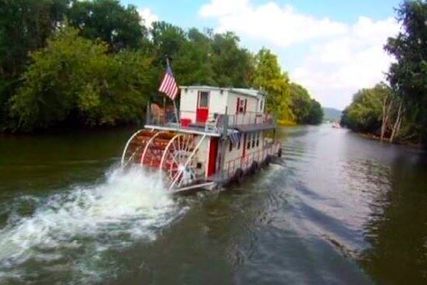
[237,98,246,113]
[256,133,260,147]
[237,136,241,149]
[198,91,209,108]
[229,141,233,152]
[247,133,251,149]
[252,133,256,148]
[260,100,263,111]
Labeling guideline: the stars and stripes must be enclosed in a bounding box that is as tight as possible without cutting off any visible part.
[229,130,241,145]
[159,64,178,100]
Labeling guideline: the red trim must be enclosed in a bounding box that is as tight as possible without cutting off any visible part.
[196,92,209,123]
[208,138,218,176]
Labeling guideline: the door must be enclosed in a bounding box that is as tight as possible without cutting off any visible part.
[196,91,209,123]
[208,138,218,177]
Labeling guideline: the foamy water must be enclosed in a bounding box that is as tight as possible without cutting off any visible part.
[0,166,186,283]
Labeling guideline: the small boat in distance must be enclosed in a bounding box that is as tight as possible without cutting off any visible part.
[120,86,282,193]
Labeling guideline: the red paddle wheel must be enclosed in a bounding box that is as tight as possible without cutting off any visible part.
[122,130,199,190]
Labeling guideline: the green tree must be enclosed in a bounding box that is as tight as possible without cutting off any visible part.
[253,48,292,121]
[306,99,323,125]
[210,32,254,87]
[341,84,391,133]
[289,83,312,123]
[67,0,145,51]
[173,28,215,86]
[10,27,153,131]
[0,0,70,129]
[385,0,427,144]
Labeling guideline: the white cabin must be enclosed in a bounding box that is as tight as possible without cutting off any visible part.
[179,86,266,126]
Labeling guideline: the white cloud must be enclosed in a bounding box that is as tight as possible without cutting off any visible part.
[199,0,400,109]
[200,0,347,47]
[138,8,159,28]
[292,16,399,109]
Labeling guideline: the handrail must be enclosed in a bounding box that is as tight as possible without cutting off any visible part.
[223,143,279,179]
[147,109,275,131]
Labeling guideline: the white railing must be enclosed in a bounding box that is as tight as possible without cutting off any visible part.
[147,108,275,131]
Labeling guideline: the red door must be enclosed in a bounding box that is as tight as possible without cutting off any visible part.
[196,91,209,123]
[208,138,218,177]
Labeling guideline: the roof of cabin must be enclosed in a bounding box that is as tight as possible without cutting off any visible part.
[180,85,265,97]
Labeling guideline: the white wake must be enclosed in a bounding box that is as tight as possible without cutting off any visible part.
[0,166,185,282]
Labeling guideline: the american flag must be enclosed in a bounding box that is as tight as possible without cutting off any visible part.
[158,65,178,100]
[229,130,241,145]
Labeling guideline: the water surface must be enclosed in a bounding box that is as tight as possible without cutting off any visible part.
[0,125,426,284]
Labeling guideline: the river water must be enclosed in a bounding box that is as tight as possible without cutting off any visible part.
[0,125,426,284]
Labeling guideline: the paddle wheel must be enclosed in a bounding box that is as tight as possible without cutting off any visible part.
[121,130,204,190]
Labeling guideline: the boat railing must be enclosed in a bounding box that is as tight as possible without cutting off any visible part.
[146,104,275,132]
[227,112,275,128]
[223,143,280,179]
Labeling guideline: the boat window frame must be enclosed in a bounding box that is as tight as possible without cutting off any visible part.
[198,91,209,109]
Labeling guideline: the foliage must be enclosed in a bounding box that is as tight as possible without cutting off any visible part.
[10,28,153,130]
[0,0,70,128]
[253,48,293,121]
[289,83,323,125]
[0,0,322,131]
[341,83,391,133]
[67,0,145,51]
[210,32,254,87]
[306,99,324,125]
[385,0,427,144]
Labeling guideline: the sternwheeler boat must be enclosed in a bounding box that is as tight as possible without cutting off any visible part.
[120,86,282,192]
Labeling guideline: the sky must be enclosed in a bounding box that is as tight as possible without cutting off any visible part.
[122,0,402,110]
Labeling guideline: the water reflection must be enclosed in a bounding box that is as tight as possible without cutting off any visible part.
[360,151,427,284]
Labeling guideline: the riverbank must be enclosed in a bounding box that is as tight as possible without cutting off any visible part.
[353,130,425,149]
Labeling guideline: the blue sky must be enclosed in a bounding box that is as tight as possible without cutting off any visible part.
[122,0,402,109]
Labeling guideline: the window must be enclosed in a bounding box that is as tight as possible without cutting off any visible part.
[252,132,256,148]
[256,133,260,147]
[198,91,209,108]
[229,140,233,152]
[236,98,247,113]
[237,136,241,149]
[247,133,251,149]
[260,100,263,111]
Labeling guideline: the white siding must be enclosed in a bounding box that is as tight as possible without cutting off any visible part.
[207,89,228,118]
[179,88,229,123]
[223,131,267,177]
[194,136,210,177]
[179,87,265,124]
[180,88,198,122]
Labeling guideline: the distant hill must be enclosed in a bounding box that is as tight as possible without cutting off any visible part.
[323,107,342,122]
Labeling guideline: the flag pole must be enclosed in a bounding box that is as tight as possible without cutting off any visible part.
[166,56,179,123]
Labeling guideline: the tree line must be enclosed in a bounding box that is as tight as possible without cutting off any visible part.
[0,0,323,132]
[341,0,427,146]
